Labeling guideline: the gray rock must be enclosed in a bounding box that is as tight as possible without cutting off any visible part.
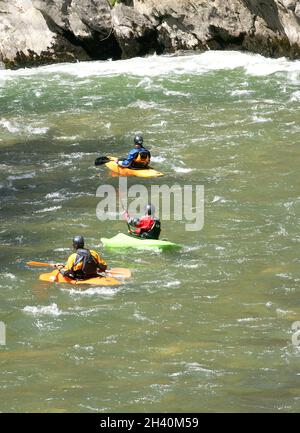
[0,0,119,68]
[111,3,160,57]
[127,0,300,58]
[0,0,300,68]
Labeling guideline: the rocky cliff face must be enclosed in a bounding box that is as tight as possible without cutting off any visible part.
[0,0,299,69]
[0,0,121,68]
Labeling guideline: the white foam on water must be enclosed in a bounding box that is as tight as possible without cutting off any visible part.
[276,308,296,317]
[230,89,254,96]
[66,286,121,297]
[0,119,20,133]
[7,172,36,181]
[276,273,293,280]
[133,311,157,324]
[0,273,16,280]
[23,303,63,316]
[45,190,92,203]
[55,135,80,141]
[163,89,191,97]
[171,165,194,173]
[185,363,221,376]
[26,126,49,134]
[163,280,181,288]
[127,100,160,109]
[252,115,272,123]
[63,152,93,159]
[0,118,49,135]
[290,91,300,102]
[136,76,153,89]
[41,160,73,170]
[35,206,62,213]
[45,191,64,200]
[185,263,200,269]
[211,195,227,204]
[1,51,299,80]
[152,120,168,128]
[150,155,166,163]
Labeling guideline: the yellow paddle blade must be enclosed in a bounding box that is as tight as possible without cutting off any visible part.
[27,261,54,267]
[107,267,131,278]
[28,262,130,278]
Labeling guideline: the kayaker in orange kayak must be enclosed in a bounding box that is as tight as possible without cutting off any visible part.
[57,236,107,279]
[117,134,151,169]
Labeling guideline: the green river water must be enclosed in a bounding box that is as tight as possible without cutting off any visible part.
[0,51,299,412]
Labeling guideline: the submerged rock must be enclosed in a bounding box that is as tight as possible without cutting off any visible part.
[0,0,299,69]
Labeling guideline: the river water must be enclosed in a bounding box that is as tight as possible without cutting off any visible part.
[0,51,300,412]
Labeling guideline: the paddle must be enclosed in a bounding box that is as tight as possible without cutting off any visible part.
[95,156,110,166]
[105,267,131,278]
[120,199,131,233]
[26,262,131,279]
[95,155,119,166]
[26,261,61,268]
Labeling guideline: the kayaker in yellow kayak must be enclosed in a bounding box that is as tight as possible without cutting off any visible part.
[123,204,161,240]
[117,134,151,169]
[57,236,107,280]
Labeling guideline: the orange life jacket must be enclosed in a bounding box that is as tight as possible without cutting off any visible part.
[132,150,150,167]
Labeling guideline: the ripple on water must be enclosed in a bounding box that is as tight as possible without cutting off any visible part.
[7,172,36,181]
[64,286,122,297]
[35,206,62,214]
[23,303,63,316]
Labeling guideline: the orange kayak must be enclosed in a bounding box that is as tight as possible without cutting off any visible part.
[105,157,164,178]
[39,270,122,285]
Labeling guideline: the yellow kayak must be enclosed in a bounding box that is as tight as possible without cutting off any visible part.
[104,156,164,178]
[39,270,122,286]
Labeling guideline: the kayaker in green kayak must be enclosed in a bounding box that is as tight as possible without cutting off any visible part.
[117,134,151,169]
[58,235,107,280]
[123,204,161,240]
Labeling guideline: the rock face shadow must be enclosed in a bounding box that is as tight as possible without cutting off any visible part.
[241,0,285,33]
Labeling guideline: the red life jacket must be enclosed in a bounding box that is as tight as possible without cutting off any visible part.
[135,215,155,232]
[128,215,161,239]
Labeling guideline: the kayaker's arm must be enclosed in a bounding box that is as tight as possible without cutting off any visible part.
[117,149,138,167]
[57,254,75,277]
[121,208,138,225]
[127,216,140,227]
[121,209,129,220]
[93,251,108,272]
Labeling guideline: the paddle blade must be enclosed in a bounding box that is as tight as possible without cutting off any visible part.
[27,261,54,267]
[95,156,110,166]
[108,267,131,278]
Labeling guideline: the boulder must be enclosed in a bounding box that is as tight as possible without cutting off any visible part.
[0,0,120,68]
[0,0,300,68]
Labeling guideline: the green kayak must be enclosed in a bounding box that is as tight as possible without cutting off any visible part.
[101,233,180,250]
